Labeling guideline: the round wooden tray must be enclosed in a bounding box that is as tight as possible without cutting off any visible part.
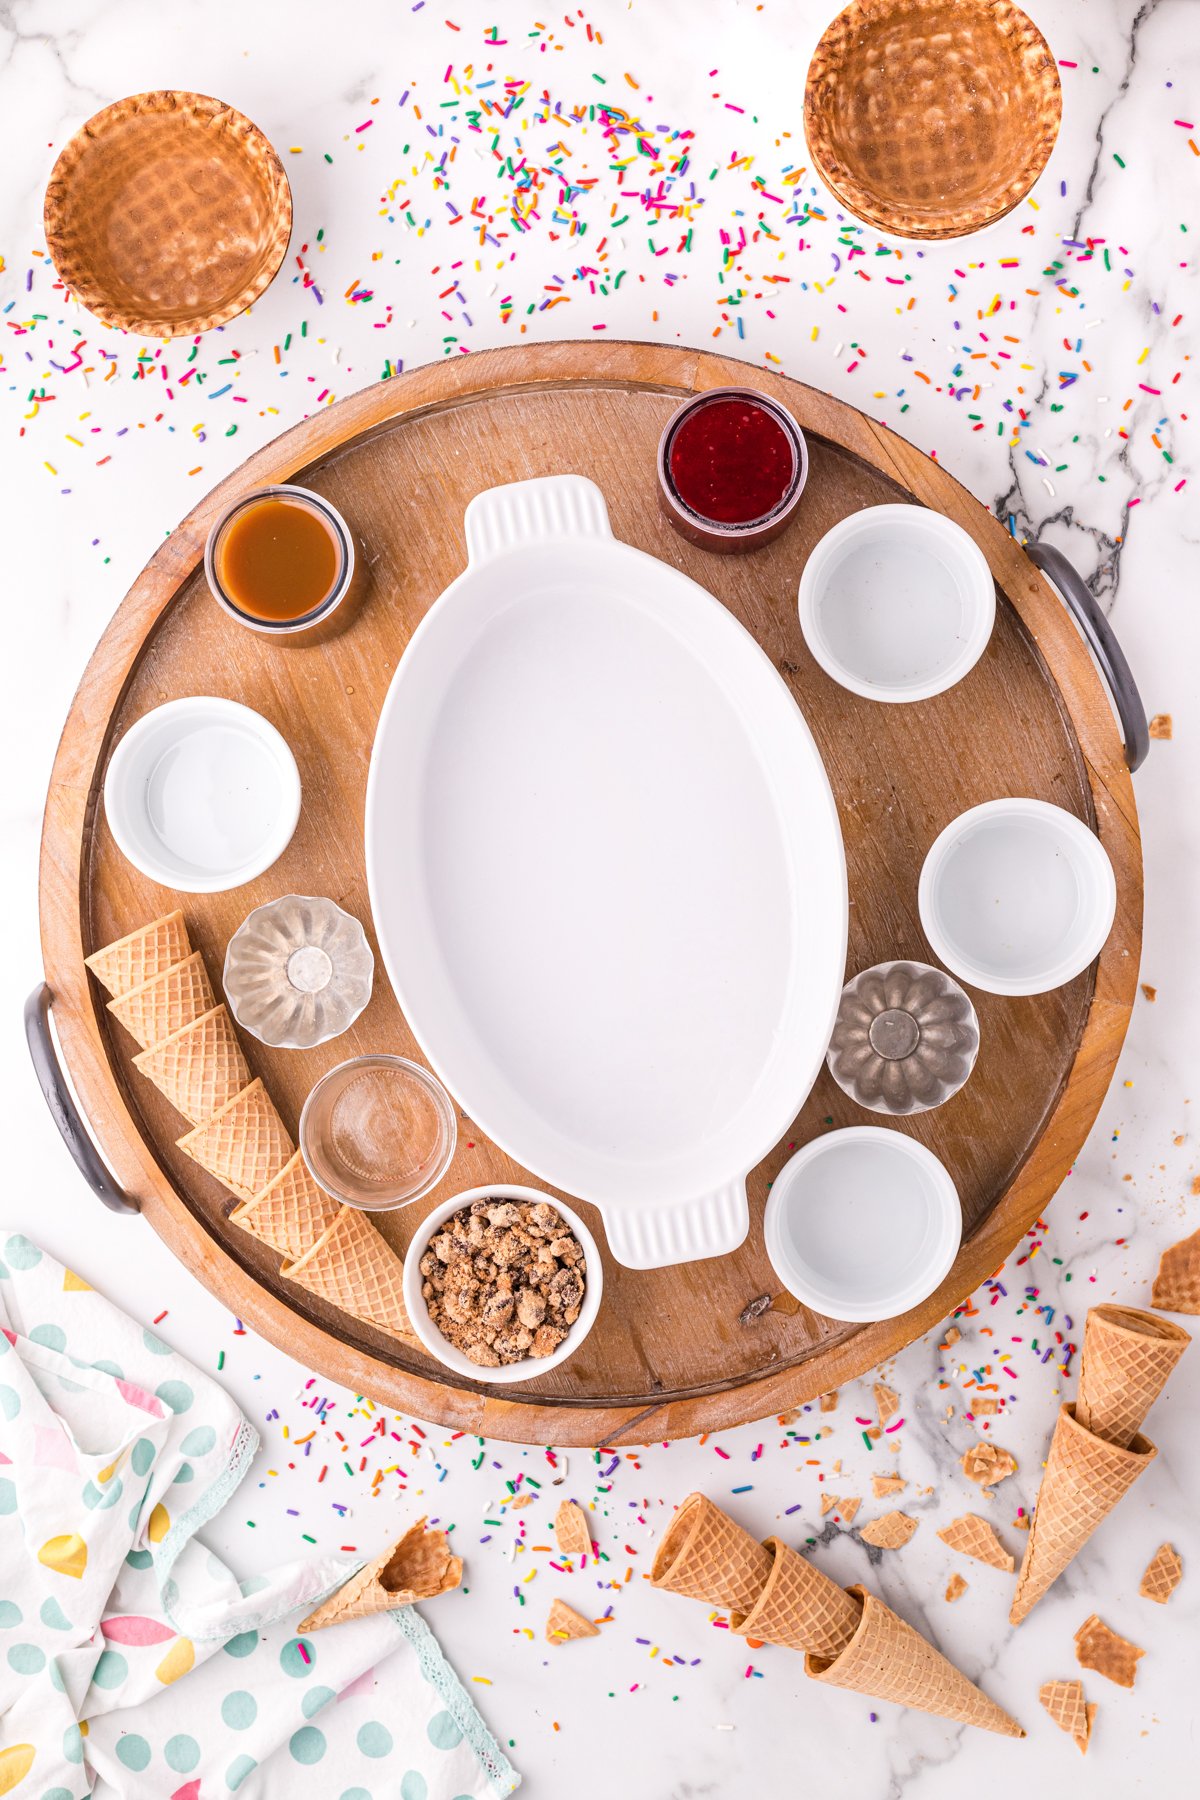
[38,342,1142,1444]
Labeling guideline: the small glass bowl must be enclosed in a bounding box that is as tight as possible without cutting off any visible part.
[204,483,363,645]
[299,1055,457,1211]
[224,896,374,1049]
[826,960,980,1115]
[656,388,809,554]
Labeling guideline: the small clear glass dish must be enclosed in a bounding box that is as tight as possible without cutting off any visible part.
[299,1055,457,1211]
[224,895,374,1049]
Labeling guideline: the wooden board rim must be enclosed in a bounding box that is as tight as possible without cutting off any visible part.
[38,340,1142,1443]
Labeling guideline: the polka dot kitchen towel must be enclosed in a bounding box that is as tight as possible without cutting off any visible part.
[0,1235,519,1799]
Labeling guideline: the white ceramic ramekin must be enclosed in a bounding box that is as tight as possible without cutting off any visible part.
[798,503,995,703]
[918,797,1117,996]
[403,1185,603,1384]
[103,696,301,893]
[763,1127,962,1322]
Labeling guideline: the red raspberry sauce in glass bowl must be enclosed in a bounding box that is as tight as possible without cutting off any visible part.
[657,388,808,553]
[669,396,796,525]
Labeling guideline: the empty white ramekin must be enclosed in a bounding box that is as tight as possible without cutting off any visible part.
[763,1127,962,1322]
[798,503,995,702]
[403,1185,604,1383]
[918,797,1116,996]
[103,696,301,893]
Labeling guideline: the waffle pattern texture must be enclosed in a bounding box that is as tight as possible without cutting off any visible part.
[44,90,291,336]
[803,0,1061,238]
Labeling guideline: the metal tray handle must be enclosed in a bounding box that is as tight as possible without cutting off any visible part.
[1026,541,1150,773]
[25,983,138,1214]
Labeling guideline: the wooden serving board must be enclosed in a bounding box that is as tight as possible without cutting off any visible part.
[40,342,1141,1445]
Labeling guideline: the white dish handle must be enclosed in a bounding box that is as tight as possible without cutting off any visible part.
[601,1180,750,1271]
[465,474,612,565]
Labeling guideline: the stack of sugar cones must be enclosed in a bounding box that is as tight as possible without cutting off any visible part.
[730,1537,862,1660]
[299,1517,462,1632]
[281,1205,414,1341]
[1011,1303,1189,1624]
[231,1149,341,1261]
[106,949,215,1050]
[807,1586,1024,1737]
[86,911,191,999]
[88,914,425,1347]
[1074,1304,1191,1447]
[177,1078,293,1200]
[652,1496,1021,1734]
[650,1492,774,1616]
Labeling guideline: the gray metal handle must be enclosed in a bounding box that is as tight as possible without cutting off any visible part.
[25,984,138,1214]
[1026,541,1149,772]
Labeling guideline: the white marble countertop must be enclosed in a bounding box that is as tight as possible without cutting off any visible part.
[2,1,1198,1793]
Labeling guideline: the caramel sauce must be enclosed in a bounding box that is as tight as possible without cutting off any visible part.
[216,496,341,623]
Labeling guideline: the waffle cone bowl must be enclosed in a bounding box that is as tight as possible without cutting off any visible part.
[807,1584,1024,1735]
[730,1536,862,1659]
[1075,1304,1191,1448]
[231,1149,341,1262]
[1010,1404,1157,1625]
[650,1493,774,1616]
[803,0,1061,239]
[44,91,291,337]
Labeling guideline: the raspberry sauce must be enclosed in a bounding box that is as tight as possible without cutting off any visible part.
[668,396,797,525]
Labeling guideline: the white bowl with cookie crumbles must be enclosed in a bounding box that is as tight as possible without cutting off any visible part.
[402,1185,604,1382]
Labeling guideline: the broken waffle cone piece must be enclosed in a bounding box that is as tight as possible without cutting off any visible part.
[1010,1405,1156,1626]
[282,1204,412,1341]
[1139,1542,1182,1604]
[730,1537,862,1660]
[860,1511,918,1550]
[299,1517,461,1631]
[107,949,215,1051]
[1073,1614,1143,1688]
[134,1004,250,1126]
[805,1584,1023,1737]
[1075,1304,1190,1447]
[85,910,190,999]
[1039,1678,1093,1754]
[937,1515,1015,1572]
[944,1574,968,1603]
[230,1149,341,1261]
[546,1598,600,1644]
[553,1500,593,1558]
[177,1077,293,1201]
[1152,1226,1200,1315]
[961,1440,1017,1488]
[650,1494,773,1617]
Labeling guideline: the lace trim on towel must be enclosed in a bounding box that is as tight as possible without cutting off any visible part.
[393,1605,521,1796]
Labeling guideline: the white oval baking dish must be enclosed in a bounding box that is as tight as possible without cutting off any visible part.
[366,475,847,1269]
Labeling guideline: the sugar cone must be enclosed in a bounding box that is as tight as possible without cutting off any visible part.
[230,1150,340,1261]
[299,1518,461,1632]
[1010,1404,1156,1626]
[282,1205,412,1340]
[806,1585,1024,1737]
[650,1494,773,1616]
[730,1537,861,1659]
[107,950,216,1051]
[86,911,190,998]
[1075,1304,1190,1447]
[134,1005,250,1126]
[177,1078,293,1201]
